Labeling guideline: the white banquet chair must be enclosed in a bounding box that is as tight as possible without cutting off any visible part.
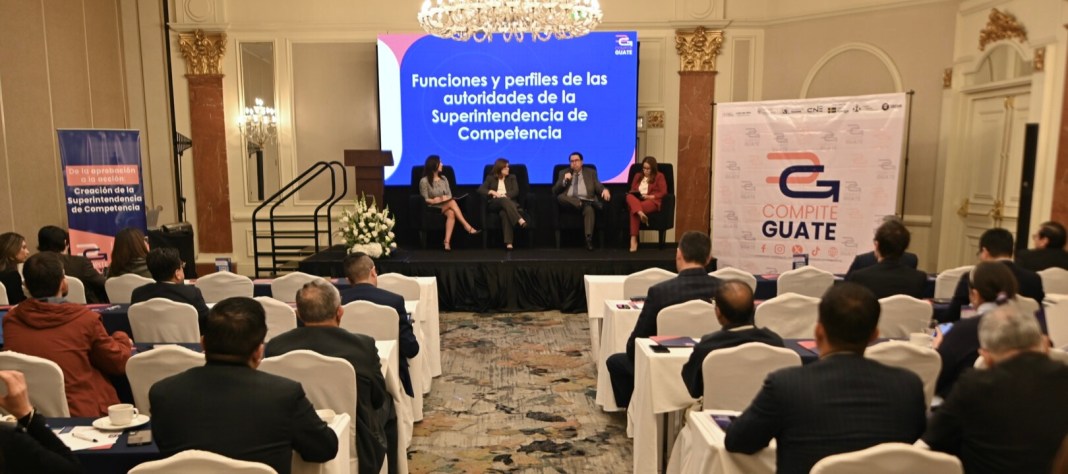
[0,280,7,305]
[128,450,276,474]
[702,342,801,410]
[340,300,400,341]
[934,265,973,301]
[657,300,719,337]
[0,351,69,417]
[1016,296,1041,317]
[64,276,87,304]
[255,296,298,341]
[709,267,757,292]
[878,295,933,338]
[377,273,422,301]
[195,271,254,303]
[128,298,200,343]
[1039,267,1068,295]
[126,345,204,415]
[865,341,941,407]
[270,272,322,303]
[777,266,834,298]
[105,273,153,303]
[1046,295,1068,350]
[754,293,820,338]
[810,442,962,474]
[623,267,676,299]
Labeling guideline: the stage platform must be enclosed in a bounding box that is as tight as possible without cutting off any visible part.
[299,245,682,313]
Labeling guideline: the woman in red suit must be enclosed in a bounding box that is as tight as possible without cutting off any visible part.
[626,156,667,252]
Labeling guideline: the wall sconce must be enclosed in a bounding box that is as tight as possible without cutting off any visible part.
[240,98,278,200]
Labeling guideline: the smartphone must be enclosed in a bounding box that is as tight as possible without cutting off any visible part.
[616,303,631,309]
[650,344,671,354]
[933,322,954,337]
[711,414,736,430]
[127,430,153,446]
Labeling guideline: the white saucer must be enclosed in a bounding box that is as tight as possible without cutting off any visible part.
[92,414,150,431]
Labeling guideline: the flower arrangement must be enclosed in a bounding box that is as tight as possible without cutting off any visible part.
[337,194,397,258]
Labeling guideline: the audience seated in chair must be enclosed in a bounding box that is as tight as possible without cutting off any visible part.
[416,155,478,251]
[106,227,151,279]
[37,225,107,303]
[0,232,30,306]
[844,217,927,299]
[0,370,81,473]
[625,156,670,252]
[2,252,132,417]
[1016,220,1068,272]
[131,248,210,331]
[948,227,1044,321]
[552,152,610,251]
[478,158,530,250]
[845,217,919,274]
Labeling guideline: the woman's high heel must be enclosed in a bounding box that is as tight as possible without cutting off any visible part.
[466,226,481,234]
[444,241,451,251]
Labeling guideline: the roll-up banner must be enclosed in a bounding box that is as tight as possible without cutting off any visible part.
[712,93,907,274]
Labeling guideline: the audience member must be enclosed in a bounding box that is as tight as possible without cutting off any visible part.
[948,227,1043,321]
[725,283,926,474]
[844,217,927,299]
[0,232,30,305]
[680,280,784,398]
[150,297,338,474]
[552,151,610,251]
[339,252,419,397]
[0,370,80,473]
[2,252,132,417]
[845,216,918,273]
[1016,220,1068,272]
[605,231,720,407]
[130,247,209,330]
[106,227,150,278]
[923,306,1068,473]
[37,225,107,303]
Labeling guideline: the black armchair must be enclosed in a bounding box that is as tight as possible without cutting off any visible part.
[549,164,606,248]
[628,162,675,248]
[408,165,465,248]
[479,164,536,248]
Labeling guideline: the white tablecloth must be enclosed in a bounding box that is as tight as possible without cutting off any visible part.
[594,300,640,412]
[667,410,776,474]
[404,301,428,422]
[584,275,627,360]
[376,341,413,474]
[292,412,352,474]
[412,277,441,378]
[629,338,698,473]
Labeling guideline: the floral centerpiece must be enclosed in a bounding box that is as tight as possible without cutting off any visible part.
[337,194,397,258]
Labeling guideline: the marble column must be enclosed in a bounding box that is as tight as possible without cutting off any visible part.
[1055,42,1068,225]
[674,28,723,234]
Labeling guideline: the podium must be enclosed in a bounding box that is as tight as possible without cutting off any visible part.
[343,150,394,207]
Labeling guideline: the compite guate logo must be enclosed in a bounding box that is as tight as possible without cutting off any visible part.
[765,152,840,202]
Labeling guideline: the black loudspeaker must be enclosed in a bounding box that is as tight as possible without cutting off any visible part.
[1015,123,1039,253]
[148,228,197,278]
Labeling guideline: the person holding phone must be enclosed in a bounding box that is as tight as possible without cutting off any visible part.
[625,156,667,252]
[0,370,81,473]
[419,155,478,251]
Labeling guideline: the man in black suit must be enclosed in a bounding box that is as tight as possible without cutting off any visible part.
[605,231,720,407]
[267,279,396,474]
[924,306,1068,473]
[150,297,338,474]
[947,228,1044,321]
[1016,220,1068,272]
[36,225,107,303]
[680,280,784,398]
[725,283,926,474]
[131,248,210,330]
[552,151,610,250]
[844,218,928,299]
[845,216,918,274]
[338,252,419,397]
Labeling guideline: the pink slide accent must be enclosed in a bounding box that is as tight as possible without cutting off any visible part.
[380,34,426,63]
[65,165,141,186]
[68,229,115,273]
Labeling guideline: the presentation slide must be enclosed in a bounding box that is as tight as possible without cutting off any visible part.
[377,32,638,185]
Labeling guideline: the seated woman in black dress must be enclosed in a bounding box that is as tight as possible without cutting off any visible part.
[478,158,528,250]
[0,232,30,305]
[418,155,478,251]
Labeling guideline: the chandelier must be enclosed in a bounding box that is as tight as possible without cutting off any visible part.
[240,98,278,152]
[417,0,603,43]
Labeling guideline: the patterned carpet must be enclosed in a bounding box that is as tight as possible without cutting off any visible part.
[408,312,631,473]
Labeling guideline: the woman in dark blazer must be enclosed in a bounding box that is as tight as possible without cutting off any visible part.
[478,158,527,250]
[625,156,667,252]
[0,232,30,305]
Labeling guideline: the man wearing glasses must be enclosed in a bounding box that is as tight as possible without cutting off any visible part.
[552,152,610,251]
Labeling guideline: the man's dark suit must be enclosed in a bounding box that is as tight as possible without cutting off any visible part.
[725,353,926,474]
[934,311,985,397]
[947,260,1044,321]
[130,282,210,330]
[552,166,606,237]
[339,283,419,396]
[924,352,1068,474]
[266,327,396,474]
[846,251,918,275]
[60,253,107,303]
[844,258,928,300]
[605,268,720,406]
[680,325,784,398]
[1016,247,1068,272]
[150,360,338,474]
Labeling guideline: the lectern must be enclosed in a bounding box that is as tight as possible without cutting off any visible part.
[343,150,394,207]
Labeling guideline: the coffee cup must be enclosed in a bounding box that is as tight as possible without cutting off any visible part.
[909,332,933,348]
[108,403,138,425]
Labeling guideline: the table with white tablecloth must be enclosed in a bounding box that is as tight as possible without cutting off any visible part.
[594,300,641,412]
[629,338,699,473]
[584,275,628,360]
[375,340,413,473]
[667,409,776,474]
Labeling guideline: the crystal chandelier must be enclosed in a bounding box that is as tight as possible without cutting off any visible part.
[417,0,603,43]
[240,98,278,152]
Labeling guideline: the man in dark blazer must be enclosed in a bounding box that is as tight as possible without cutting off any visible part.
[267,279,396,474]
[605,231,720,407]
[845,216,919,274]
[947,228,1044,321]
[681,280,784,398]
[36,225,107,303]
[552,151,610,250]
[844,218,928,299]
[1015,220,1068,272]
[130,248,210,330]
[725,283,927,474]
[150,297,338,474]
[924,306,1068,473]
[339,252,419,397]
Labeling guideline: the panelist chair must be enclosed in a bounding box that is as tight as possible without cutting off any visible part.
[409,165,469,248]
[478,163,536,248]
[0,351,69,417]
[549,164,606,248]
[627,162,675,249]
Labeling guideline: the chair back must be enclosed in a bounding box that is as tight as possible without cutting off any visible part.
[105,273,153,303]
[622,267,676,299]
[1039,267,1068,295]
[0,351,69,417]
[1046,295,1068,351]
[481,163,532,198]
[878,295,934,338]
[377,273,422,301]
[709,267,757,292]
[0,280,7,305]
[702,343,801,410]
[254,296,298,341]
[270,272,322,303]
[126,345,204,415]
[128,449,276,474]
[195,271,254,303]
[340,300,400,341]
[1016,296,1041,316]
[777,266,834,298]
[865,341,941,407]
[551,163,597,185]
[656,300,719,337]
[128,298,201,343]
[754,293,820,338]
[810,442,962,474]
[64,276,87,304]
[628,162,675,193]
[934,265,973,300]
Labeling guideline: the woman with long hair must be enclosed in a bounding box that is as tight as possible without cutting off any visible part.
[107,227,150,278]
[478,158,527,250]
[625,156,667,252]
[0,233,30,304]
[419,155,478,251]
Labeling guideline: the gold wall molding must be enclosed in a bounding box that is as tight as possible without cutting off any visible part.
[1034,47,1045,72]
[943,67,952,89]
[646,110,665,129]
[675,26,723,72]
[178,30,227,75]
[978,8,1027,51]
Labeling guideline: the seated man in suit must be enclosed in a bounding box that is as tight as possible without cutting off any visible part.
[844,218,927,299]
[1016,220,1068,272]
[605,231,720,407]
[948,227,1044,321]
[551,151,610,251]
[266,279,396,474]
[725,283,927,474]
[845,216,918,274]
[150,297,338,474]
[680,279,784,398]
[130,247,210,330]
[37,225,107,303]
[338,252,419,397]
[924,306,1068,473]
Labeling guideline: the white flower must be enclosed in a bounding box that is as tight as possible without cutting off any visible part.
[388,231,394,238]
